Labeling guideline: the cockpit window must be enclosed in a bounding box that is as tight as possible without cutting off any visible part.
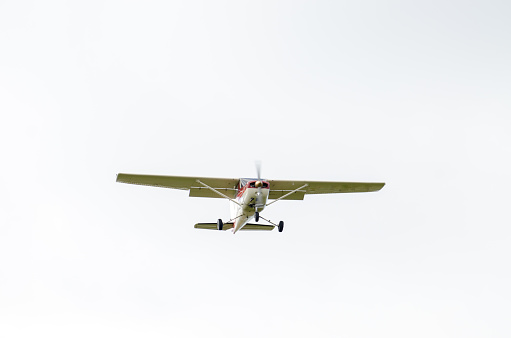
[239,178,270,189]
[247,181,269,188]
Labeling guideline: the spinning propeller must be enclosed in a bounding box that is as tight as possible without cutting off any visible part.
[254,161,264,219]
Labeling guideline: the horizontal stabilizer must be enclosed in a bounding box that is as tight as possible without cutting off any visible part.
[242,223,275,231]
[194,223,275,231]
[194,223,233,230]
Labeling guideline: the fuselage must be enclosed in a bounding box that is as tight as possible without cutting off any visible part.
[230,179,270,233]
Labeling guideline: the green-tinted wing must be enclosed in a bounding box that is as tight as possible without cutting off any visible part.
[268,179,384,197]
[116,173,239,198]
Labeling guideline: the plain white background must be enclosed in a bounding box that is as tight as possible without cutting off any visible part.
[1,1,510,337]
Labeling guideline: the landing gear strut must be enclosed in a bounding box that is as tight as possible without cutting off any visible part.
[217,219,223,231]
[258,214,284,233]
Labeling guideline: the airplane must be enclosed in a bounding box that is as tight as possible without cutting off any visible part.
[116,166,385,234]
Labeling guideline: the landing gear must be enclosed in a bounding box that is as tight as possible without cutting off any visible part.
[257,214,284,233]
[278,221,284,233]
[217,219,223,231]
[255,212,259,222]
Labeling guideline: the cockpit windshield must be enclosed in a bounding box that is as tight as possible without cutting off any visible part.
[248,181,269,188]
[239,178,270,189]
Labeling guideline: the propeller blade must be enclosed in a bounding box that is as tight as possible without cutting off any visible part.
[255,161,263,207]
[255,160,262,180]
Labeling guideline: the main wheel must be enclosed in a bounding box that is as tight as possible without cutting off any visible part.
[278,221,284,232]
[217,219,223,231]
[255,212,259,222]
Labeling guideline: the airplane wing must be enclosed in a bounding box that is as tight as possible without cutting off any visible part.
[268,180,385,200]
[116,173,385,200]
[116,173,239,198]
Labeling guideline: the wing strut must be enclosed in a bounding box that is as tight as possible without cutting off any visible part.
[196,180,241,206]
[266,184,309,207]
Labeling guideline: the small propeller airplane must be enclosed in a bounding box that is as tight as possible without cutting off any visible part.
[116,164,385,234]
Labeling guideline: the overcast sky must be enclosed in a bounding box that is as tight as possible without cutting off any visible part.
[1,1,510,337]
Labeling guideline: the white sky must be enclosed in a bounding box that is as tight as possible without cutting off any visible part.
[1,1,510,337]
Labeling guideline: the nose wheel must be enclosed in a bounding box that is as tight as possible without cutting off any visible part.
[255,212,260,222]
